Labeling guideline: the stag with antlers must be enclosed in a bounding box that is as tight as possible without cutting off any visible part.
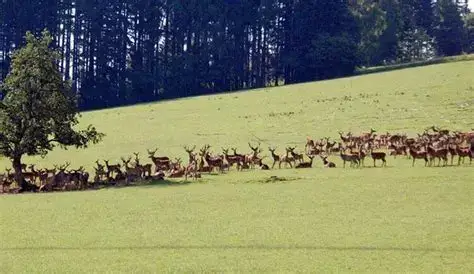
[222,148,242,170]
[147,148,170,173]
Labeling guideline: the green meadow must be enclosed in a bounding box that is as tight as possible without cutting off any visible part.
[1,60,473,272]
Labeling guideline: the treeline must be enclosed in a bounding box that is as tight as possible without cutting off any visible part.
[0,0,472,110]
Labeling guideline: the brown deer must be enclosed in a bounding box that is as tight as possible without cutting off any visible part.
[338,132,351,143]
[246,142,262,168]
[184,145,197,164]
[288,146,304,164]
[121,157,142,182]
[455,145,472,165]
[104,160,121,178]
[278,147,294,169]
[369,150,387,167]
[426,145,448,167]
[202,145,224,173]
[222,148,242,170]
[295,155,315,169]
[148,148,170,172]
[133,152,152,178]
[184,160,200,181]
[409,146,428,167]
[339,151,360,168]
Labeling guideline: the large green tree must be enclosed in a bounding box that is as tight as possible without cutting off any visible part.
[0,30,104,188]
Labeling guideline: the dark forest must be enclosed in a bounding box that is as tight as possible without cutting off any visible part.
[0,0,472,110]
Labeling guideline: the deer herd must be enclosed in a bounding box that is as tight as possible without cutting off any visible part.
[1,126,473,194]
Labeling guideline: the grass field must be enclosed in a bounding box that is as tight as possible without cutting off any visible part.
[1,60,474,272]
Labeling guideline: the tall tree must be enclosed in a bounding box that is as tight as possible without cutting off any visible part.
[0,30,104,189]
[434,0,465,56]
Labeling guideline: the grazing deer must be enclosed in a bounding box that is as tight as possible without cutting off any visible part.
[320,155,336,168]
[339,151,360,168]
[295,155,314,169]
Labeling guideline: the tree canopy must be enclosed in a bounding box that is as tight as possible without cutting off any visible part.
[0,29,104,185]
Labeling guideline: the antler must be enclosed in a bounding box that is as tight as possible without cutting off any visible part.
[147,148,157,155]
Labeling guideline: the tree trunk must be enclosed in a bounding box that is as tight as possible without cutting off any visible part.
[12,155,24,188]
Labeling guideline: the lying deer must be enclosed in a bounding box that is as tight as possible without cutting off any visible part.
[320,155,336,168]
[295,154,314,169]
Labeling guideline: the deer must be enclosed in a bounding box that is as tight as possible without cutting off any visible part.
[201,145,224,173]
[104,160,121,178]
[339,151,360,168]
[338,132,352,143]
[350,146,366,167]
[295,154,315,168]
[1,168,14,192]
[184,145,197,164]
[455,145,472,165]
[133,152,152,178]
[184,159,200,181]
[288,146,304,164]
[222,148,242,170]
[369,149,387,167]
[168,159,186,178]
[246,142,262,168]
[320,154,336,168]
[274,147,294,169]
[268,147,281,169]
[325,138,337,153]
[147,148,170,172]
[92,166,107,184]
[230,148,246,164]
[426,145,448,167]
[409,146,429,167]
[121,157,142,182]
[361,128,376,141]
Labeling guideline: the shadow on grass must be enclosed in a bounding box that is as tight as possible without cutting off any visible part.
[132,179,195,189]
[3,244,473,253]
[243,176,301,184]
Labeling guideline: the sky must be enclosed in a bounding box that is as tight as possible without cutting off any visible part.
[470,0,474,10]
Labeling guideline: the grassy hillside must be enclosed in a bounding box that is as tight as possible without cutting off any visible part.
[1,59,473,171]
[1,60,474,273]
